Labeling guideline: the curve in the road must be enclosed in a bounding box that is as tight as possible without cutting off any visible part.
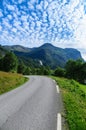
[0,76,61,130]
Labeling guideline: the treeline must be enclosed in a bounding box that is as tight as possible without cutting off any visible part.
[54,59,86,84]
[0,52,51,75]
[0,52,86,84]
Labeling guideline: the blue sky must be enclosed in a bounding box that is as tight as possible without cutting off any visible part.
[0,0,86,60]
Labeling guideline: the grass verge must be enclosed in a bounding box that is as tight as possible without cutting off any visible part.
[51,76,86,130]
[0,71,28,94]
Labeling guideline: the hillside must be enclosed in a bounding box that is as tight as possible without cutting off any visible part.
[0,45,8,57]
[3,43,83,69]
[3,45,31,53]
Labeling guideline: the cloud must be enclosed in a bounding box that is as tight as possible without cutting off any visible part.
[44,1,48,10]
[0,0,86,59]
[28,2,34,10]
[7,14,13,20]
[0,10,3,17]
[7,4,15,11]
[12,27,17,33]
[0,25,2,31]
[18,0,24,4]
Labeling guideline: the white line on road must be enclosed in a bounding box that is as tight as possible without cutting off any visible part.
[56,85,60,93]
[53,80,56,83]
[57,113,61,130]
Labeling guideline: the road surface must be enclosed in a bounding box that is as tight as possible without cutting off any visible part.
[0,76,62,130]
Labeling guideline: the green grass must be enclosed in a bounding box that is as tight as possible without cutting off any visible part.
[0,71,28,94]
[51,76,86,130]
[80,84,86,93]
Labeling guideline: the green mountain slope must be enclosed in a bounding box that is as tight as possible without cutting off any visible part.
[0,45,8,57]
[3,43,83,69]
[3,45,31,53]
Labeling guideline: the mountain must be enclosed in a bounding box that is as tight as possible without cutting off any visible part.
[0,45,8,57]
[3,45,31,53]
[3,43,83,69]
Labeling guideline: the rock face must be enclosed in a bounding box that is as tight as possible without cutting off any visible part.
[3,43,83,68]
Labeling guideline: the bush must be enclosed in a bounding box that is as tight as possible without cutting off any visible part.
[54,67,65,77]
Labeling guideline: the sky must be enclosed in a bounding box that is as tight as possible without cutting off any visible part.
[0,0,86,60]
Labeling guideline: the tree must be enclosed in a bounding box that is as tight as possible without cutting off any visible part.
[65,60,76,79]
[24,67,31,75]
[43,66,51,75]
[36,66,51,75]
[17,60,26,74]
[80,62,86,83]
[0,58,3,71]
[54,67,65,77]
[65,59,86,83]
[3,52,18,72]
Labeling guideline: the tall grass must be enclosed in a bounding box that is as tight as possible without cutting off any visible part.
[52,76,86,130]
[0,71,28,94]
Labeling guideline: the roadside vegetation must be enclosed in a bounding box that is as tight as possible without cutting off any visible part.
[54,59,86,84]
[0,71,28,94]
[0,51,86,130]
[0,52,86,85]
[52,76,86,130]
[0,51,52,75]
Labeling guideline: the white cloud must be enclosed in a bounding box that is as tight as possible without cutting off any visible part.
[30,0,36,4]
[36,21,41,27]
[81,51,86,61]
[7,15,13,20]
[2,18,12,29]
[13,20,21,27]
[7,4,15,11]
[36,4,42,10]
[18,0,24,4]
[0,25,2,31]
[43,11,48,22]
[0,10,3,17]
[28,2,34,10]
[21,15,28,22]
[0,0,86,60]
[48,0,53,3]
[44,1,49,10]
[12,28,17,33]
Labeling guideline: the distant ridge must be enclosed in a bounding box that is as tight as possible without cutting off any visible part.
[0,45,8,57]
[3,45,31,53]
[3,43,83,68]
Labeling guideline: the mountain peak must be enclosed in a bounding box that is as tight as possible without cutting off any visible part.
[44,43,53,46]
[40,43,55,49]
[2,44,83,69]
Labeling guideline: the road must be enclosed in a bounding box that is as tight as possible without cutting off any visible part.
[0,76,62,130]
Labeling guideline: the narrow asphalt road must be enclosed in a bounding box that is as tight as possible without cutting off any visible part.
[0,76,62,130]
